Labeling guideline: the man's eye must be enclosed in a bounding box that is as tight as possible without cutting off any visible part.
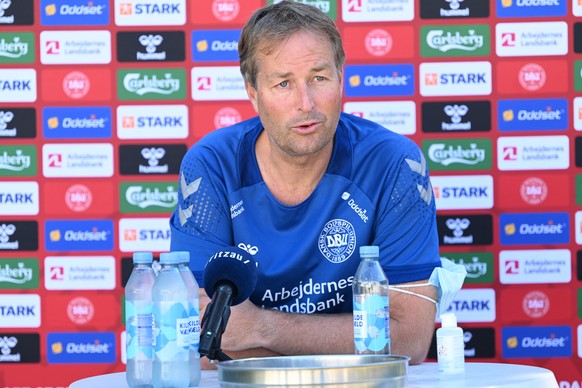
[278,81,289,88]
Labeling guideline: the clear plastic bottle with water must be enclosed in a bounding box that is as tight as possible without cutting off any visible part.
[352,245,391,355]
[176,251,201,387]
[125,251,156,388]
[152,252,190,388]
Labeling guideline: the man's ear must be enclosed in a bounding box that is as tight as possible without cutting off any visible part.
[245,82,259,113]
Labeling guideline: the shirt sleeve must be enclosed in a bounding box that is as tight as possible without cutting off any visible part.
[169,148,233,284]
[373,145,441,285]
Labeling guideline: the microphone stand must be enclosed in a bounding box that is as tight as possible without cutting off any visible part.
[199,284,234,362]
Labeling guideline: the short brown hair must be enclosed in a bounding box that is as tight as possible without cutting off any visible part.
[239,1,345,89]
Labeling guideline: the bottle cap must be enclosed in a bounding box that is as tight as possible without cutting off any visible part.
[133,251,153,264]
[175,251,190,264]
[440,312,458,328]
[159,252,179,265]
[360,245,379,258]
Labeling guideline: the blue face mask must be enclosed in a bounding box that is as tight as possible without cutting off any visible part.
[389,258,467,317]
[427,258,467,316]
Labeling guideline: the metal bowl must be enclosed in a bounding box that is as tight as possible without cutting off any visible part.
[217,354,409,387]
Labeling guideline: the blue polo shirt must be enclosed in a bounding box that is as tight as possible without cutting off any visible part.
[170,112,440,313]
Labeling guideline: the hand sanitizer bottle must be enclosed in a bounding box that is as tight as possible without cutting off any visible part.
[437,312,465,375]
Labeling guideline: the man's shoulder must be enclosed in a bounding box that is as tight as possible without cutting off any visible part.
[184,116,261,162]
[339,113,420,160]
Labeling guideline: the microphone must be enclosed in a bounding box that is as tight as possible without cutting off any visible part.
[199,246,258,361]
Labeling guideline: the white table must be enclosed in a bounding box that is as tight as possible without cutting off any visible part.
[69,362,558,387]
[69,369,219,387]
[406,362,558,387]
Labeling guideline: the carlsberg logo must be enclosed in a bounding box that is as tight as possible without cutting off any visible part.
[120,182,179,213]
[423,139,492,171]
[0,33,34,64]
[0,150,31,171]
[118,68,186,100]
[0,37,29,58]
[421,25,490,58]
[123,73,180,95]
[0,258,38,289]
[427,29,484,52]
[0,262,33,284]
[0,146,37,176]
[126,185,177,208]
[428,143,486,166]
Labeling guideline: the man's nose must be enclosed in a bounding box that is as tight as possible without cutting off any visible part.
[296,83,315,112]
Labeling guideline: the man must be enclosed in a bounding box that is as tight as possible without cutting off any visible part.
[170,1,440,366]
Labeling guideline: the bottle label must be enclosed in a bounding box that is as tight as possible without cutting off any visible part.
[154,300,190,356]
[353,294,390,353]
[437,333,465,374]
[176,317,190,348]
[353,311,367,339]
[189,300,200,352]
[125,301,154,360]
[136,313,154,347]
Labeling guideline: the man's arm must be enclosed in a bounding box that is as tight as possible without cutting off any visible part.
[198,289,282,369]
[210,279,437,365]
[387,280,438,364]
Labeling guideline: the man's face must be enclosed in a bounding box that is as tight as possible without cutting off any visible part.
[246,30,343,158]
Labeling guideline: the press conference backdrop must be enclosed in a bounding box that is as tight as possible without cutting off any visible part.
[1,0,581,386]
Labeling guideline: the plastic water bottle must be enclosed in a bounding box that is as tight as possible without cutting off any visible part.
[352,245,391,354]
[437,312,465,375]
[152,252,190,388]
[125,251,156,388]
[176,251,201,387]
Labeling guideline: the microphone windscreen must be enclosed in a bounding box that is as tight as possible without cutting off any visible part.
[203,246,258,306]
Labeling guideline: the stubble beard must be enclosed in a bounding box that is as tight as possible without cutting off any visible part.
[273,117,336,158]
